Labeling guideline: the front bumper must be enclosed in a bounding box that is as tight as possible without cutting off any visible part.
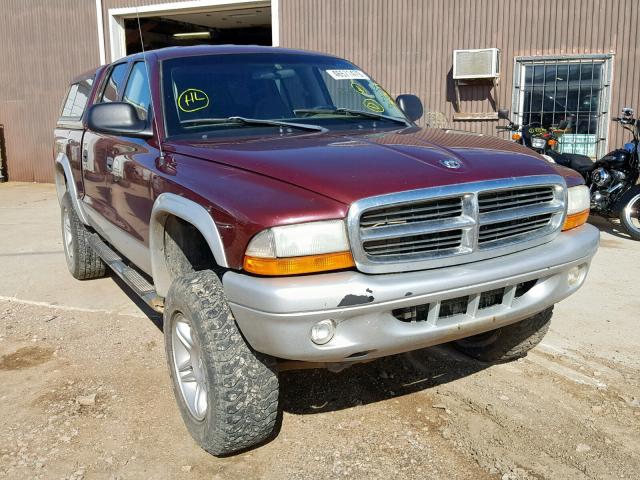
[223,224,599,363]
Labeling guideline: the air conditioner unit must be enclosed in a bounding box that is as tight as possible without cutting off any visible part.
[453,48,500,79]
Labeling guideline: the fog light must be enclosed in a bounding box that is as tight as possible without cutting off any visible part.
[310,319,335,345]
[567,265,585,287]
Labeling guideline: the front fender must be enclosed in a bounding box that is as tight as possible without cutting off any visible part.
[150,193,229,297]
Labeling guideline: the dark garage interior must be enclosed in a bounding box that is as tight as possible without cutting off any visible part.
[124,7,272,54]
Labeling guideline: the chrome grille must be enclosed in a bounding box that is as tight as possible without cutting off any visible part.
[478,213,553,244]
[478,186,555,212]
[363,229,463,257]
[360,197,462,228]
[347,176,566,274]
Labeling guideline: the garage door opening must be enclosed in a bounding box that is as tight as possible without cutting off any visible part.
[123,6,271,55]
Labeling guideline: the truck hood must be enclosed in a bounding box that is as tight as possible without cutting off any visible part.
[167,127,567,205]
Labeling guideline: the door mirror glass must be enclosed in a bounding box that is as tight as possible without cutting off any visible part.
[87,102,152,138]
[498,108,510,120]
[395,94,424,122]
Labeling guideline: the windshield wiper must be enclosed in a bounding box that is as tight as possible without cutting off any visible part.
[293,108,411,126]
[180,116,327,133]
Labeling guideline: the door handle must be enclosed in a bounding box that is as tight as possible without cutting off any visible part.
[106,156,114,171]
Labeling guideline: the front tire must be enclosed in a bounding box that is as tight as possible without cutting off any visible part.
[163,270,279,456]
[60,193,106,280]
[453,307,553,362]
[618,186,640,240]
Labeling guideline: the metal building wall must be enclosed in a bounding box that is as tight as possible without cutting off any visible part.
[0,0,100,182]
[279,0,640,150]
[2,0,638,182]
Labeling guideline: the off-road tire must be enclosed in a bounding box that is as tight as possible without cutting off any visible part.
[453,307,553,363]
[163,270,279,456]
[60,193,107,280]
[618,186,640,241]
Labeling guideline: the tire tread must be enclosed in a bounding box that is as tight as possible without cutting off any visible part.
[454,307,553,362]
[62,194,106,280]
[164,270,279,456]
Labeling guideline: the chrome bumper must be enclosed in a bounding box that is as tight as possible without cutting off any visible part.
[223,224,599,363]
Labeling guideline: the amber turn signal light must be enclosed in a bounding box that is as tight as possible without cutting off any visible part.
[512,133,522,141]
[562,209,589,231]
[244,251,355,276]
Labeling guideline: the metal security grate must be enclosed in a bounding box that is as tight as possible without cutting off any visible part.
[512,54,613,159]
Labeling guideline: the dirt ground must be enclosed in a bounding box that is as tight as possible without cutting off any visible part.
[1,183,639,480]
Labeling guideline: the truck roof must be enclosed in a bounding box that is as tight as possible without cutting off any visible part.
[123,44,334,62]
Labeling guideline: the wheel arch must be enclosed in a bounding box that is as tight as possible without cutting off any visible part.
[150,193,229,297]
[55,153,90,225]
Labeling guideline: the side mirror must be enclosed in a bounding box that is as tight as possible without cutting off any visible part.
[497,108,510,120]
[395,94,423,122]
[87,102,152,138]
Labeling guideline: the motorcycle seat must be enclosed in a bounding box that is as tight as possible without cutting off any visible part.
[561,153,594,171]
[549,151,593,173]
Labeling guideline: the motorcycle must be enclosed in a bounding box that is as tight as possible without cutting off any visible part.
[496,108,640,240]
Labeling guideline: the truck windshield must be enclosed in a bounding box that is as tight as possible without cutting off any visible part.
[161,53,408,137]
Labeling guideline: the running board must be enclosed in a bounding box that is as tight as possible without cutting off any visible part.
[88,233,164,313]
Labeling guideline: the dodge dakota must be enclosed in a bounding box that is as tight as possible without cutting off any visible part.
[54,45,599,455]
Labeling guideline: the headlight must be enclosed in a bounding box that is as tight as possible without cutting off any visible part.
[532,137,547,149]
[562,185,590,231]
[244,220,354,275]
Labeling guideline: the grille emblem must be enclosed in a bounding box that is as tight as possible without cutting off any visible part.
[440,159,462,169]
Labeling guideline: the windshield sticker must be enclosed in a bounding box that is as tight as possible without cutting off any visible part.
[326,69,369,80]
[177,88,209,113]
[351,81,375,98]
[363,98,385,113]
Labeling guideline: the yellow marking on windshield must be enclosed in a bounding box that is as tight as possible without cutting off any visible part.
[363,98,385,113]
[177,88,209,113]
[351,81,375,98]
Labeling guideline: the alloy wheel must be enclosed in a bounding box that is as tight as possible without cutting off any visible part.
[623,193,640,235]
[62,208,74,267]
[171,314,208,421]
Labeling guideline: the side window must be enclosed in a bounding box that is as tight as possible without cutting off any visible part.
[61,84,79,117]
[59,78,94,120]
[101,63,129,103]
[122,62,151,121]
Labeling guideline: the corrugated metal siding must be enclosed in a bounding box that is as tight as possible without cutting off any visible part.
[3,0,639,182]
[0,0,100,182]
[280,0,640,150]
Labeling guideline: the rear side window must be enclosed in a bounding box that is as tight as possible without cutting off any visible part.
[101,63,129,102]
[122,62,151,121]
[59,78,93,120]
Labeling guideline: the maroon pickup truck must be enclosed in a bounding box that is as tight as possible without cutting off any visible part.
[54,45,598,456]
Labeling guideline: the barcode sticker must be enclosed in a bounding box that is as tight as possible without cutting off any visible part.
[326,69,369,80]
